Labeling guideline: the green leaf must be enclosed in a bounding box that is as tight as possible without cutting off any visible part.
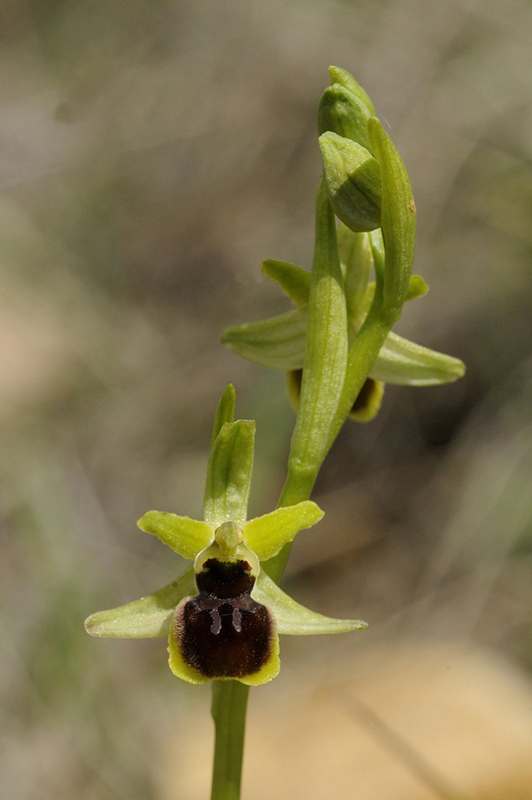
[221,308,307,370]
[368,117,416,320]
[137,511,213,559]
[288,179,348,481]
[328,66,375,116]
[319,132,381,233]
[318,83,372,151]
[204,420,256,527]
[212,384,235,443]
[262,259,310,307]
[253,571,367,635]
[84,567,196,638]
[369,331,466,386]
[243,501,324,561]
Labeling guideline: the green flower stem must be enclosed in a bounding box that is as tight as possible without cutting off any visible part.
[211,681,250,800]
[210,100,417,800]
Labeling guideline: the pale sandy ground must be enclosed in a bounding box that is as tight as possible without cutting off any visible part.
[162,644,532,800]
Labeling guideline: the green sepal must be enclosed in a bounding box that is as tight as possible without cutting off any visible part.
[262,259,310,307]
[369,332,466,386]
[368,117,416,320]
[204,420,256,527]
[137,511,213,560]
[221,308,307,371]
[328,66,375,116]
[84,566,197,638]
[318,83,372,151]
[220,271,432,376]
[243,501,324,561]
[212,383,235,443]
[319,132,381,233]
[253,571,367,635]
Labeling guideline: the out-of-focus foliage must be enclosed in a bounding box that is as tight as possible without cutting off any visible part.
[1,1,532,798]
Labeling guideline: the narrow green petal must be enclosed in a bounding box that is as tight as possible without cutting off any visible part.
[137,511,213,560]
[204,420,255,527]
[221,308,307,370]
[212,384,235,443]
[369,331,466,386]
[253,572,367,635]
[84,567,196,638]
[243,501,324,561]
[261,259,310,307]
[368,117,416,320]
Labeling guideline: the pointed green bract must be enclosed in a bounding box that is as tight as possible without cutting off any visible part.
[369,331,466,386]
[319,132,381,233]
[221,308,307,370]
[243,501,324,561]
[368,117,416,320]
[204,420,255,527]
[212,384,236,443]
[328,66,375,116]
[262,260,311,307]
[84,567,197,638]
[287,180,348,484]
[137,511,213,559]
[253,572,367,635]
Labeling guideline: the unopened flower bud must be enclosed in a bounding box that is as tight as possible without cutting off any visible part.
[318,83,372,151]
[319,132,381,233]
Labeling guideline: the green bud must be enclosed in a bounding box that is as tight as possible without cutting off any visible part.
[328,66,375,116]
[318,83,372,151]
[319,132,381,233]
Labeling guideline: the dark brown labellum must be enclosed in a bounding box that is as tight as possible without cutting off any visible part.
[176,559,273,679]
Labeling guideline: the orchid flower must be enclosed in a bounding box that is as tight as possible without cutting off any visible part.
[85,386,366,686]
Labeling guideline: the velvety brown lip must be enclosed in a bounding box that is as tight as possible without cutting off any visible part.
[177,559,273,679]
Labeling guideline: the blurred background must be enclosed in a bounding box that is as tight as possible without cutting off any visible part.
[2,0,532,798]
